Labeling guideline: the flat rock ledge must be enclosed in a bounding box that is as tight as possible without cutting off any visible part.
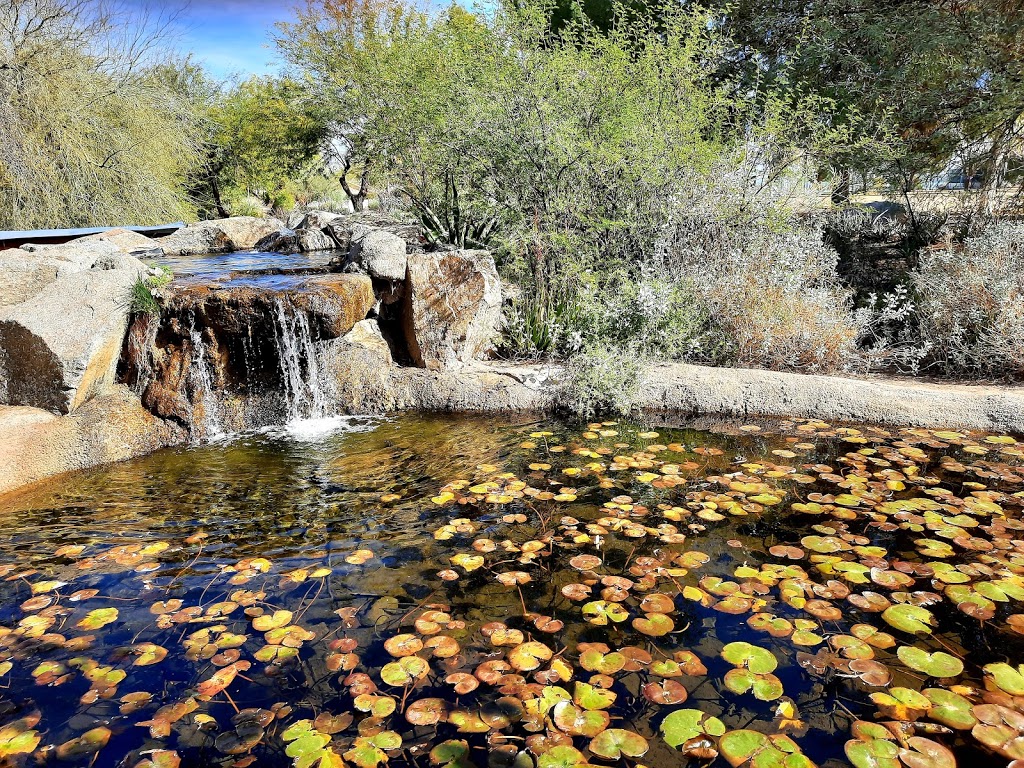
[4,361,1024,499]
[329,360,1024,433]
[0,386,187,498]
[640,363,1024,433]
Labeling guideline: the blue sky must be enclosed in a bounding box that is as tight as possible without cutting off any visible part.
[167,1,293,80]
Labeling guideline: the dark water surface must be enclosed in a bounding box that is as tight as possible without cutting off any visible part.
[1,413,1022,768]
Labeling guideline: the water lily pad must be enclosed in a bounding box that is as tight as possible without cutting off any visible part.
[581,600,629,625]
[721,641,778,674]
[77,607,118,630]
[923,689,976,730]
[882,604,935,635]
[381,656,429,686]
[588,729,648,760]
[406,698,449,726]
[509,642,553,671]
[984,662,1024,695]
[896,646,963,678]
[252,609,293,631]
[537,745,587,768]
[384,633,423,658]
[573,682,616,711]
[430,740,471,767]
[724,668,784,701]
[660,709,726,748]
[579,650,625,674]
[633,612,674,636]
[870,687,931,721]
[552,702,610,737]
[898,737,955,768]
[55,726,111,760]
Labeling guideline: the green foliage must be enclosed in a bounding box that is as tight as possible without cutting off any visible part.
[559,345,644,420]
[0,1,204,229]
[128,267,173,316]
[207,77,329,203]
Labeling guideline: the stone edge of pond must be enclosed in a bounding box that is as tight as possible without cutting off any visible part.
[4,362,1024,500]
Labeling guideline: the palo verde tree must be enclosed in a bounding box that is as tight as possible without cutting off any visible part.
[0,0,204,229]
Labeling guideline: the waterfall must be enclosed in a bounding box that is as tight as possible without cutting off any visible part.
[188,323,226,438]
[273,299,327,422]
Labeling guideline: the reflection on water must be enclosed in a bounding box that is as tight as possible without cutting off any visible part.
[0,413,1022,768]
[155,250,337,283]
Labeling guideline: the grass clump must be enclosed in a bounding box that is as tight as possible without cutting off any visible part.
[128,267,173,316]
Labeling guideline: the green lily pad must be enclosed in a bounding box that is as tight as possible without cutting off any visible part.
[724,668,784,701]
[380,656,429,686]
[660,709,726,748]
[581,600,629,625]
[923,689,976,730]
[77,607,118,630]
[845,735,900,768]
[588,729,648,760]
[721,642,778,674]
[896,646,963,678]
[579,650,625,674]
[430,740,471,767]
[882,604,935,635]
[984,662,1024,695]
[537,746,586,768]
[573,682,616,711]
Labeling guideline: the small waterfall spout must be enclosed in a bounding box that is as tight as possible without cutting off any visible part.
[188,323,225,438]
[273,299,328,423]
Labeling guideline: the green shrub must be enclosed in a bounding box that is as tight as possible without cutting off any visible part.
[271,190,297,213]
[910,221,1024,378]
[560,345,644,420]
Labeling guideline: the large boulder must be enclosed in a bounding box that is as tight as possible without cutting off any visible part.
[156,221,233,255]
[290,274,376,338]
[0,254,147,413]
[296,210,343,232]
[79,228,163,258]
[0,249,84,307]
[401,250,501,370]
[254,227,339,253]
[352,228,408,281]
[216,216,284,250]
[0,386,186,497]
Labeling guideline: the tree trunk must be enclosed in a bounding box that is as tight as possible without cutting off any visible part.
[831,167,851,206]
[209,169,228,219]
[341,157,371,212]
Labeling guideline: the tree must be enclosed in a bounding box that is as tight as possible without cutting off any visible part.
[716,0,1024,208]
[275,0,431,211]
[207,77,330,210]
[0,0,204,229]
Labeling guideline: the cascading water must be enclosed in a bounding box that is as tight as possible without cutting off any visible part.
[188,323,226,438]
[273,298,328,423]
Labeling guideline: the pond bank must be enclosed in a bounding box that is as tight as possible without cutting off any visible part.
[4,360,1024,498]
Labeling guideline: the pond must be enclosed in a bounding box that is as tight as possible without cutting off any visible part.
[1,412,1022,768]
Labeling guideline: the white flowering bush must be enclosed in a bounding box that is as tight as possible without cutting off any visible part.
[663,219,866,373]
[911,222,1024,378]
